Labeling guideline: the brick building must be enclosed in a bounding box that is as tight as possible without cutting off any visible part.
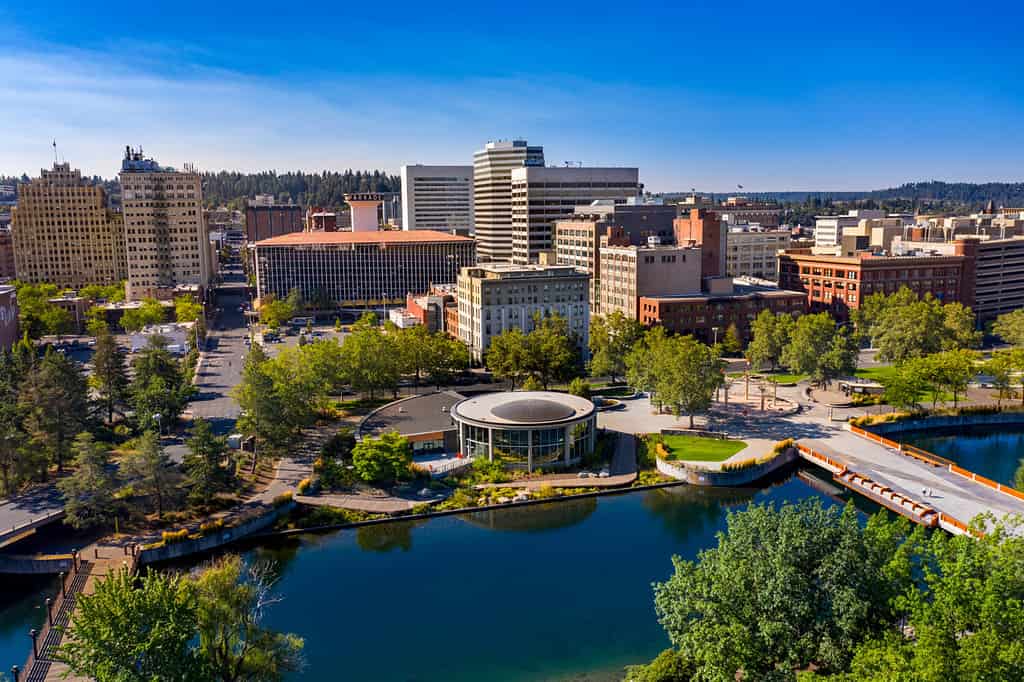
[639,278,805,344]
[674,208,725,277]
[777,247,974,320]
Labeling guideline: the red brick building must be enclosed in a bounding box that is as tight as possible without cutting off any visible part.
[778,245,975,320]
[639,280,805,344]
[673,208,725,277]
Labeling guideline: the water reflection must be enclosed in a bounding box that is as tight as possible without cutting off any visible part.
[460,497,598,533]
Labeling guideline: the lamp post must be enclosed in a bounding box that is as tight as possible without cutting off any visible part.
[153,413,162,437]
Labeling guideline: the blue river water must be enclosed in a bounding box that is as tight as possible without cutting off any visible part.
[0,426,1018,680]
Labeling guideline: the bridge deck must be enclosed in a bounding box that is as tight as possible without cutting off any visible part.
[797,427,1024,534]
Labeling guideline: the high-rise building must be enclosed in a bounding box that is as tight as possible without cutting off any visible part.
[120,148,212,301]
[472,140,544,261]
[510,167,641,264]
[11,162,127,288]
[724,227,792,280]
[401,165,473,233]
[457,262,589,362]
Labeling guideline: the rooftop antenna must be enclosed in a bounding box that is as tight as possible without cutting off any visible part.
[52,139,58,165]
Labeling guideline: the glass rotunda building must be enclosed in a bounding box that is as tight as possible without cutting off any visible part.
[451,391,596,472]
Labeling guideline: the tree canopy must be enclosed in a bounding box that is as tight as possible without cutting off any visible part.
[854,287,980,363]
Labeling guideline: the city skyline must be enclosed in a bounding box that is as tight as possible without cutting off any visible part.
[2,1,1023,192]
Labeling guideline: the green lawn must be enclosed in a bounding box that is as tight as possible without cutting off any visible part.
[764,372,808,384]
[662,434,747,462]
[855,366,898,383]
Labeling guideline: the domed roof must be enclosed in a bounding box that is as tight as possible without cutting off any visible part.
[491,399,576,423]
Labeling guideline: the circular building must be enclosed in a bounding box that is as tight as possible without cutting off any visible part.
[451,391,596,472]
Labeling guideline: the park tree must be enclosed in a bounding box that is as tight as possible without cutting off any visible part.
[58,568,206,681]
[623,648,696,682]
[80,282,125,303]
[781,313,854,384]
[985,351,1017,406]
[90,325,130,423]
[859,288,980,363]
[262,346,325,429]
[653,501,905,680]
[340,314,400,398]
[720,322,743,357]
[258,294,295,329]
[0,400,22,495]
[745,309,794,371]
[993,308,1024,346]
[184,418,232,504]
[126,430,175,519]
[524,313,579,389]
[234,345,291,470]
[121,297,167,332]
[57,432,119,529]
[130,336,191,431]
[924,349,977,408]
[487,327,529,390]
[625,326,670,405]
[18,349,90,476]
[427,336,469,388]
[882,361,929,412]
[13,282,73,338]
[589,311,645,382]
[351,432,412,484]
[193,556,305,682]
[174,295,203,323]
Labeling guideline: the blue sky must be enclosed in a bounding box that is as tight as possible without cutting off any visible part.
[2,1,1022,192]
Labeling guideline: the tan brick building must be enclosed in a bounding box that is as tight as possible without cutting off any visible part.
[120,148,212,300]
[11,162,127,288]
[598,241,702,320]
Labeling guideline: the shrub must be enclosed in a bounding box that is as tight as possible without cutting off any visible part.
[296,478,314,494]
[721,458,758,472]
[272,491,293,507]
[198,518,224,535]
[161,528,190,545]
[472,456,510,484]
[568,377,591,399]
[535,485,558,499]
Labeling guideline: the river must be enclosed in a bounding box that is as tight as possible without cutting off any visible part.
[1,425,1018,680]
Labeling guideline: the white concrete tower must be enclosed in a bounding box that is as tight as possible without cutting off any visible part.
[344,193,384,232]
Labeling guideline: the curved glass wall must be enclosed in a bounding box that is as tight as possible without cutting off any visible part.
[569,419,593,462]
[463,424,489,460]
[493,429,530,466]
[532,428,566,467]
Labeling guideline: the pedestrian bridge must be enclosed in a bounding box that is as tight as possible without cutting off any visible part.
[796,425,1024,536]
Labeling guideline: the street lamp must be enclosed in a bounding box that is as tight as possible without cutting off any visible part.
[153,413,162,437]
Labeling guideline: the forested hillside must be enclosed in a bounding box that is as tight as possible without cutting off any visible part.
[199,170,401,208]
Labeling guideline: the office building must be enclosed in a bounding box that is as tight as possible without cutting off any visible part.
[777,247,972,320]
[639,278,806,344]
[725,227,792,279]
[599,240,702,320]
[813,210,886,248]
[120,148,212,300]
[472,140,544,261]
[11,162,127,288]
[246,200,302,242]
[510,166,641,263]
[401,165,473,233]
[457,262,589,362]
[254,230,475,307]
[554,202,677,313]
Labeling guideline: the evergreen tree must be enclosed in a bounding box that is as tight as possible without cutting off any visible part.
[184,419,232,504]
[90,325,130,423]
[126,430,174,519]
[18,349,90,476]
[58,433,119,529]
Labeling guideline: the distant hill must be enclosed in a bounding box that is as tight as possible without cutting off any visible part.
[664,182,1024,207]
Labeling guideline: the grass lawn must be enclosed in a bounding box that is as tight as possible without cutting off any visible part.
[764,372,808,384]
[662,434,747,462]
[855,366,898,383]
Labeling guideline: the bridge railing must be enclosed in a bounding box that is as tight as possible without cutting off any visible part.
[1,509,65,544]
[849,424,1024,507]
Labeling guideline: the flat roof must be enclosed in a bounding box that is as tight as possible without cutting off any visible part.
[643,285,804,303]
[452,391,594,427]
[361,391,465,438]
[255,230,473,247]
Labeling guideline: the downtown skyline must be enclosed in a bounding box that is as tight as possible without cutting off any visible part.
[2,0,1023,192]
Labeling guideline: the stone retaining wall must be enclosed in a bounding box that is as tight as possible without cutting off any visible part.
[0,553,74,574]
[138,503,294,565]
[656,448,798,486]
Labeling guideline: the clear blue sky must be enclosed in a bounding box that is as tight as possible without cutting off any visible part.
[2,1,1022,192]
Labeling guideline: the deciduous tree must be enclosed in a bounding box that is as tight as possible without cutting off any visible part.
[589,311,645,382]
[351,432,412,484]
